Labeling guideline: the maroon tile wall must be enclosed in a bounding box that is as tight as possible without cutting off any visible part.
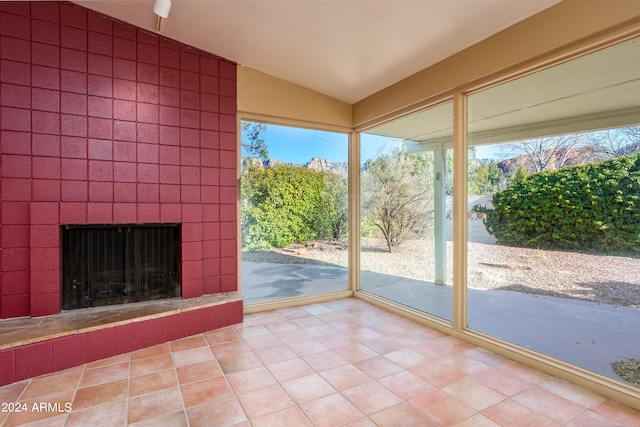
[0,1,238,319]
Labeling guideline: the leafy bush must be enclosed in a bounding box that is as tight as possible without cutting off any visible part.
[476,154,640,252]
[241,165,347,250]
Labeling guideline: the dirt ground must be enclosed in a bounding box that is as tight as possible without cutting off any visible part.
[243,238,640,309]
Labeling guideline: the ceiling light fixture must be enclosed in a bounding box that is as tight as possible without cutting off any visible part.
[153,0,172,32]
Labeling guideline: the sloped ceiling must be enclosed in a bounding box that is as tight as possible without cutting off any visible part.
[74,0,561,104]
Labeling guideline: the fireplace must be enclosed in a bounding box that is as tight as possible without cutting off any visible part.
[62,224,181,310]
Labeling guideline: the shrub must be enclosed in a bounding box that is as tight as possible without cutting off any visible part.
[476,154,640,252]
[241,165,347,250]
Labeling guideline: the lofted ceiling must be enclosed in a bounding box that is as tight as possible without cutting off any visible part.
[74,0,561,104]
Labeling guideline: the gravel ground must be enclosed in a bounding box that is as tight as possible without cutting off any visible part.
[242,237,640,309]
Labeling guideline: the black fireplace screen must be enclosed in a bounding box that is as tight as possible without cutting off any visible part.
[62,224,181,310]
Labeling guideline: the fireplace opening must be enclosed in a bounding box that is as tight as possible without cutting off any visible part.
[62,224,181,310]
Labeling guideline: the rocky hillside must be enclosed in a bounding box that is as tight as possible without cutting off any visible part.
[242,157,347,173]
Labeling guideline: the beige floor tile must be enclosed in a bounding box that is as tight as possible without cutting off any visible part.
[267,358,314,382]
[539,377,606,408]
[129,368,178,397]
[66,400,128,427]
[186,397,248,427]
[303,323,339,338]
[203,326,241,346]
[593,399,640,426]
[320,364,372,391]
[452,413,502,427]
[130,343,171,360]
[333,343,379,363]
[0,380,29,403]
[342,381,402,415]
[369,402,437,427]
[227,366,277,394]
[235,324,271,339]
[410,360,467,388]
[73,379,128,410]
[84,354,130,370]
[384,348,430,369]
[237,383,295,419]
[300,393,363,427]
[443,378,506,411]
[512,387,586,423]
[255,344,299,365]
[438,353,494,376]
[482,399,560,427]
[378,370,435,401]
[128,410,188,427]
[181,376,235,408]
[565,410,622,427]
[472,367,534,397]
[462,347,509,367]
[410,389,477,426]
[11,413,68,427]
[78,362,129,388]
[127,387,184,424]
[302,349,347,372]
[209,339,252,359]
[251,406,315,427]
[218,352,263,374]
[244,333,284,351]
[172,346,215,368]
[498,360,552,384]
[354,355,403,379]
[169,335,208,352]
[361,336,405,354]
[176,359,223,384]
[282,373,337,403]
[21,368,82,400]
[130,353,174,377]
[288,338,329,356]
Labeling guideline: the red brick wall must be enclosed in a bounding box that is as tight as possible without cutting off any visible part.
[0,2,238,318]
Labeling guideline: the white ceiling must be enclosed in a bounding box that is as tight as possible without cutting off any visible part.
[74,0,561,104]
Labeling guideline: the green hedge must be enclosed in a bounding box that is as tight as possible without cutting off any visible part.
[477,154,640,252]
[241,165,347,250]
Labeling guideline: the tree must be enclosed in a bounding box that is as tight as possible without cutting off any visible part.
[502,135,582,172]
[506,165,528,187]
[469,160,503,194]
[588,127,640,159]
[361,150,433,252]
[240,121,268,160]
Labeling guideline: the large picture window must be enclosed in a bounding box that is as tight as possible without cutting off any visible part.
[466,36,640,386]
[360,102,454,322]
[240,121,349,303]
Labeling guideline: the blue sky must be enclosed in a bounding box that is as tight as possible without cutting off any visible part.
[249,123,401,164]
[246,121,503,164]
[261,124,348,164]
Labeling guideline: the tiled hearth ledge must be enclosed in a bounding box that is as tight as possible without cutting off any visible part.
[0,293,243,386]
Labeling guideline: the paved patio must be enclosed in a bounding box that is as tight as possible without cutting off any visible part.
[2,297,640,426]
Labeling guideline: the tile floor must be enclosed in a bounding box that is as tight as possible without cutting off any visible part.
[1,297,639,426]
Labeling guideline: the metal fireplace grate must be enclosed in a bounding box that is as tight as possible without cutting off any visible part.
[62,224,181,310]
